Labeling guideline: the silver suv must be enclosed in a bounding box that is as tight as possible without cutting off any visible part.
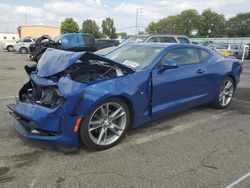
[96,34,191,55]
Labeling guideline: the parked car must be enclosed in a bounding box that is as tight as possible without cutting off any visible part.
[96,34,191,56]
[8,43,242,150]
[13,38,35,54]
[2,38,33,52]
[214,43,249,59]
[29,35,60,62]
[29,33,97,63]
[96,39,119,50]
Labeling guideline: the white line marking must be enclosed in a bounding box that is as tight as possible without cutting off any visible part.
[134,111,233,145]
[226,172,250,188]
[111,111,234,153]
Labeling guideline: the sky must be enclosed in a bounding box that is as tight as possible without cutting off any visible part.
[0,0,250,34]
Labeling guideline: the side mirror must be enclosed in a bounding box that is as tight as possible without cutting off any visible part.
[161,60,178,69]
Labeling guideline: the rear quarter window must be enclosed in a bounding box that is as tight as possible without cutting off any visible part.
[197,49,210,62]
[146,36,177,43]
[83,35,95,46]
[177,37,190,44]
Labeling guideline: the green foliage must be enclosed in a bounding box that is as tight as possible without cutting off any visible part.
[146,9,229,37]
[146,10,200,36]
[81,19,102,38]
[226,12,250,37]
[102,18,118,39]
[60,18,79,34]
[197,9,226,37]
[177,9,200,36]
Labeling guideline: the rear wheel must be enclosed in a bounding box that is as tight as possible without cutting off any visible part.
[80,98,130,150]
[19,47,28,54]
[213,77,235,109]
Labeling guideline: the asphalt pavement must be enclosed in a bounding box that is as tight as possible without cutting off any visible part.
[0,49,250,188]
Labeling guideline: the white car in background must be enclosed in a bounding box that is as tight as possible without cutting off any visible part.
[2,38,34,53]
[13,38,35,54]
[2,41,18,52]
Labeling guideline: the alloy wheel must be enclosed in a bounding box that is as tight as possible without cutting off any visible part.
[88,102,127,146]
[219,80,234,106]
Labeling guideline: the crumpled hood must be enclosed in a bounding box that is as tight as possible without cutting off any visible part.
[37,48,85,77]
[37,48,133,78]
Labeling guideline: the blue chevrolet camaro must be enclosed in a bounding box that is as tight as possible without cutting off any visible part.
[8,43,242,150]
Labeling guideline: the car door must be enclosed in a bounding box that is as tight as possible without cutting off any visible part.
[151,47,212,115]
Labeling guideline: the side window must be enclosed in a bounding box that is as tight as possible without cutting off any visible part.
[177,37,190,44]
[160,37,177,43]
[146,37,159,42]
[236,45,242,50]
[197,49,210,62]
[230,45,236,50]
[84,35,95,46]
[23,39,31,42]
[161,48,200,66]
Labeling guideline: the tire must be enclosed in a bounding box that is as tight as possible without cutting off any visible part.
[19,47,28,54]
[7,45,14,52]
[213,77,235,109]
[79,98,130,150]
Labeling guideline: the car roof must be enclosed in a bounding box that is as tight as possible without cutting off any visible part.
[127,42,176,48]
[133,34,188,37]
[126,42,211,52]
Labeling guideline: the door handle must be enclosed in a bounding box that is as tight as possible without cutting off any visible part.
[196,69,205,74]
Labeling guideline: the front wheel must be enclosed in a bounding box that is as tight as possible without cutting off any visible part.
[213,77,235,109]
[7,45,14,52]
[79,98,130,150]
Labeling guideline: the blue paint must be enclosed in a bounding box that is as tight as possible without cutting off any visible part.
[10,43,242,148]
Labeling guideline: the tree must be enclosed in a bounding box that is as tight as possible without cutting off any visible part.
[197,9,226,37]
[146,16,183,34]
[81,19,102,38]
[101,18,117,39]
[60,18,79,34]
[146,9,200,36]
[226,12,250,37]
[177,9,200,36]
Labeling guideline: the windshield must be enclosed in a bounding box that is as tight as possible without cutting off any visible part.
[106,45,163,70]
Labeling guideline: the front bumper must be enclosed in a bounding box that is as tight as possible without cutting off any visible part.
[8,101,81,149]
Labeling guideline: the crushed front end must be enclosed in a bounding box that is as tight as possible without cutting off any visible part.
[8,75,84,149]
[8,48,133,149]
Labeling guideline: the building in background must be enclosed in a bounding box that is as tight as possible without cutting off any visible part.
[0,32,19,42]
[17,25,60,38]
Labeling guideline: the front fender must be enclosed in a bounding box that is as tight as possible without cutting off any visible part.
[75,70,152,128]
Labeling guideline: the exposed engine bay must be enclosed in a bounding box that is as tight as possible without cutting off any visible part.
[20,61,126,108]
[64,60,124,83]
[19,81,66,109]
[20,48,134,108]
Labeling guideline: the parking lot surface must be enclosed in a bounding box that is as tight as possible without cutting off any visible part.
[0,49,250,188]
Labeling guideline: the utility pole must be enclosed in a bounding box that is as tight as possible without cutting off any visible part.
[135,8,138,35]
[135,8,143,35]
[25,12,27,25]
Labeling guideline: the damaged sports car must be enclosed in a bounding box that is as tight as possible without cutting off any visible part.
[8,43,242,150]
